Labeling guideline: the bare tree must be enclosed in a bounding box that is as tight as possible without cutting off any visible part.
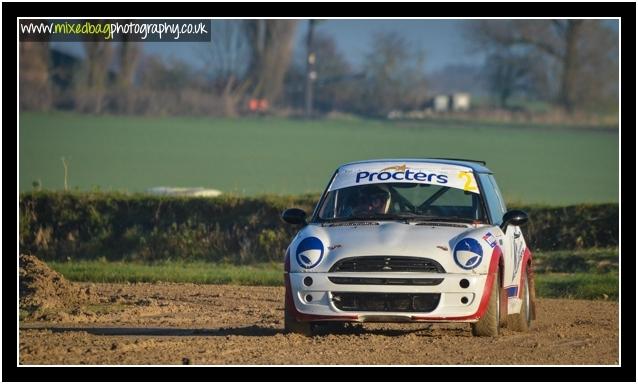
[361,32,428,116]
[116,39,140,89]
[199,20,298,115]
[309,33,354,113]
[19,42,52,110]
[243,20,298,105]
[141,56,195,91]
[77,40,114,113]
[567,21,619,111]
[467,20,618,112]
[200,20,252,116]
[484,50,535,108]
[284,32,354,113]
[114,37,142,113]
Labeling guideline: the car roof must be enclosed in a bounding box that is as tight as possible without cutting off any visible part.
[338,158,493,174]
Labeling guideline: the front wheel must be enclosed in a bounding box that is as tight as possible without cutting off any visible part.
[508,267,532,332]
[471,270,501,337]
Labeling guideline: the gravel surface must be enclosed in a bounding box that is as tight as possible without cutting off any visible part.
[19,282,619,365]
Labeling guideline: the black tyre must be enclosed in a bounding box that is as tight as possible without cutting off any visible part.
[471,270,501,337]
[508,267,532,332]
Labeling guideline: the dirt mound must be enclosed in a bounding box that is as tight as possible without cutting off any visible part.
[19,254,95,319]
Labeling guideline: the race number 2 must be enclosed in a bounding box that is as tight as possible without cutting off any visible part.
[458,171,478,192]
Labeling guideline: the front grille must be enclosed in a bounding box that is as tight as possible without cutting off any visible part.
[328,276,443,286]
[329,256,445,273]
[332,292,440,312]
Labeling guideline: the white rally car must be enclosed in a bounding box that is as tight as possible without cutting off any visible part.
[281,158,535,337]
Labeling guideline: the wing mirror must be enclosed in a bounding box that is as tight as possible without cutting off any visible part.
[281,208,307,225]
[500,210,528,231]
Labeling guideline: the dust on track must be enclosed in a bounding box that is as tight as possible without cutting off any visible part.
[19,282,618,365]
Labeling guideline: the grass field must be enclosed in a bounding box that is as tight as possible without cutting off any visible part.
[19,112,618,204]
[534,272,618,300]
[48,260,283,286]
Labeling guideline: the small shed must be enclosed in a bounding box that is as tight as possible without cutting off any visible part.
[451,93,471,111]
[433,95,449,112]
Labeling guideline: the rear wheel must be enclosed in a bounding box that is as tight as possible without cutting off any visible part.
[508,267,532,332]
[471,270,501,337]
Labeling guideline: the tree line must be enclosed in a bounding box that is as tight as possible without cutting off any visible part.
[19,19,618,118]
[467,20,618,113]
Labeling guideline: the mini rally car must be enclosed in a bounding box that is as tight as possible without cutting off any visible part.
[281,158,536,337]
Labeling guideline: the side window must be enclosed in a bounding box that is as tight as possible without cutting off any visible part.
[478,173,506,225]
[488,175,507,214]
[318,190,336,218]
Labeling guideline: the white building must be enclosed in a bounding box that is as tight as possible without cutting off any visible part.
[451,93,471,111]
[433,95,449,112]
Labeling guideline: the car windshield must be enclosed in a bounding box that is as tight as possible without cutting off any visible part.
[316,182,486,223]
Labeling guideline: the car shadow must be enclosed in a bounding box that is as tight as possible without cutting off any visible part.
[311,323,435,337]
[20,323,452,338]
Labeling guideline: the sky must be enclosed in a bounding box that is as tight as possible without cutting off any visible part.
[296,19,484,71]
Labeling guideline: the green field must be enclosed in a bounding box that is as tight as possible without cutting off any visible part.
[534,272,618,300]
[19,112,618,204]
[48,260,284,286]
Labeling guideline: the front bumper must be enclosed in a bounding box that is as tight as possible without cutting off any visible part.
[286,271,491,323]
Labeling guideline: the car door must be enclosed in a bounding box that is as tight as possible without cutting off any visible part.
[486,175,523,290]
[478,174,516,287]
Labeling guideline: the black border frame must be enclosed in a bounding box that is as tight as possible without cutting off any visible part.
[5,1,635,382]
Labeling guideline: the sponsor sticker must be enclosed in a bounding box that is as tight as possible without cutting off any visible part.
[296,237,324,269]
[482,232,497,248]
[453,238,483,270]
[512,240,525,280]
[328,163,480,193]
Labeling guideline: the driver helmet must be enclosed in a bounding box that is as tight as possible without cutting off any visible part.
[356,184,391,214]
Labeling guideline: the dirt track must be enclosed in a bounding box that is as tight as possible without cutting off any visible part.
[19,282,618,365]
